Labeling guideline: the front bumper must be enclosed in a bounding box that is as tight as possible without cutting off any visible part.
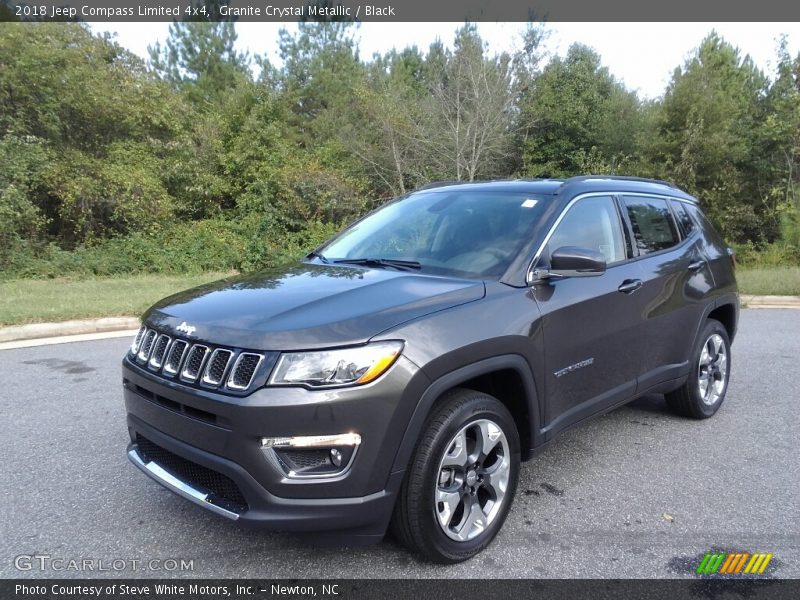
[122,354,427,538]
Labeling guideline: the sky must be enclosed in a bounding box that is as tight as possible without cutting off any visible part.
[91,22,800,99]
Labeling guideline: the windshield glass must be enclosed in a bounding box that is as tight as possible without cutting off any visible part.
[318,190,549,279]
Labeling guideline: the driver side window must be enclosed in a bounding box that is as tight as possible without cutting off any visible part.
[547,195,627,265]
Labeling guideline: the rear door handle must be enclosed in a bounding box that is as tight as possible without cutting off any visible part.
[688,260,706,272]
[618,279,643,294]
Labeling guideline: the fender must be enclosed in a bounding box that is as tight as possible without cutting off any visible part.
[389,354,541,475]
[648,294,739,393]
[712,292,740,341]
[689,293,739,348]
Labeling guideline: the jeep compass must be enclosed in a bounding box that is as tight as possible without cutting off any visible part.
[123,176,738,562]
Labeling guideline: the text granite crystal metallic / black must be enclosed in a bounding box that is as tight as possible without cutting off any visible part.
[123,176,739,563]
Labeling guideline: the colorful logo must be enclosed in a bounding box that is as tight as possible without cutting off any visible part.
[696,551,773,575]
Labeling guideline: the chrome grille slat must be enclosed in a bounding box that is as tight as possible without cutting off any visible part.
[148,335,171,370]
[180,345,210,382]
[130,325,146,355]
[202,349,233,386]
[136,329,157,364]
[228,353,264,391]
[163,339,189,376]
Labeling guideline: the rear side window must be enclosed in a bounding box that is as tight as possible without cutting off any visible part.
[670,200,696,238]
[623,196,680,255]
[683,202,726,246]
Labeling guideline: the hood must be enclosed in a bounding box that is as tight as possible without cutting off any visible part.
[143,263,485,350]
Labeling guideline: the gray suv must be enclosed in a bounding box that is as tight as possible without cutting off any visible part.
[123,176,738,563]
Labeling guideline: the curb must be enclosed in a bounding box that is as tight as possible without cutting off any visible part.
[0,316,140,343]
[1,294,799,345]
[740,295,800,309]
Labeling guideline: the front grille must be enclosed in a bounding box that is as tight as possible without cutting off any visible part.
[163,340,188,376]
[137,330,157,363]
[228,353,262,390]
[131,325,147,355]
[202,349,233,386]
[181,345,209,382]
[148,335,171,370]
[128,327,268,393]
[135,434,247,512]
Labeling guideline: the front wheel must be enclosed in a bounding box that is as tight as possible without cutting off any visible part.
[391,388,520,563]
[666,318,731,419]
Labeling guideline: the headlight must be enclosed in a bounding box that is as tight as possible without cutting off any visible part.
[268,341,403,388]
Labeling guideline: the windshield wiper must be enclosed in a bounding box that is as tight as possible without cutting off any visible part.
[306,250,330,264]
[332,258,422,271]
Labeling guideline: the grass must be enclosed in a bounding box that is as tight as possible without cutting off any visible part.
[0,266,797,327]
[0,272,233,327]
[737,266,800,296]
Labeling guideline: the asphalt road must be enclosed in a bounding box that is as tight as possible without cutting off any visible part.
[1,309,798,579]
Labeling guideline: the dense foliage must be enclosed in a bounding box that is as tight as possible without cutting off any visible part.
[1,22,799,278]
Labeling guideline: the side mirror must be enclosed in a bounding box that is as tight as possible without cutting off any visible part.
[533,246,607,280]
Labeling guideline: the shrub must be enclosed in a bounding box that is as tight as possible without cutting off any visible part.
[732,240,800,267]
[1,217,344,280]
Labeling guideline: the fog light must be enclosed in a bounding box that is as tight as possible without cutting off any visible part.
[260,433,360,479]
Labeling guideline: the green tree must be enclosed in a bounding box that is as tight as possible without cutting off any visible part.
[149,21,250,106]
[425,25,518,181]
[342,47,431,195]
[277,22,363,142]
[519,43,642,177]
[0,134,49,267]
[758,37,800,248]
[0,23,181,248]
[654,32,772,243]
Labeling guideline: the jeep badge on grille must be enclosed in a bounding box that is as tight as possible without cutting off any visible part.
[176,322,196,336]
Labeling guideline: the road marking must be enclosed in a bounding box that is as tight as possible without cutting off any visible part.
[0,329,138,351]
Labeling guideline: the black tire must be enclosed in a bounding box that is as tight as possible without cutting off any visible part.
[391,388,521,563]
[666,318,731,419]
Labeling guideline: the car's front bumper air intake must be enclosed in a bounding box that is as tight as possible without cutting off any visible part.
[128,434,247,520]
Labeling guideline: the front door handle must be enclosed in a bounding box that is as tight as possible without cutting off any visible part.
[618,279,643,294]
[688,260,706,272]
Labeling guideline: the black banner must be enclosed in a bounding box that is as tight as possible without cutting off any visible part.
[5,579,800,600]
[3,0,800,22]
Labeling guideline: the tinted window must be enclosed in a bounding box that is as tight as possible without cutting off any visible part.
[321,191,549,278]
[671,200,696,237]
[684,202,725,245]
[548,195,627,264]
[623,196,680,254]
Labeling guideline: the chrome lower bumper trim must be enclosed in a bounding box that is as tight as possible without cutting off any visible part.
[127,447,240,520]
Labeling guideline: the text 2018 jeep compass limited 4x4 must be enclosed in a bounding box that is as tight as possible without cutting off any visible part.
[123,176,738,562]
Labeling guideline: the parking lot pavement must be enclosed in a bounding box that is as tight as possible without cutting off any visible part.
[1,309,798,579]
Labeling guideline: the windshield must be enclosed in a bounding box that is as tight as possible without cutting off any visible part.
[318,190,549,279]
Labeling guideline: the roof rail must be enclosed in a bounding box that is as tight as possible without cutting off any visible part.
[414,180,462,191]
[561,175,680,189]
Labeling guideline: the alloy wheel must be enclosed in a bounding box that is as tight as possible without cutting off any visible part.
[698,333,728,406]
[434,419,510,542]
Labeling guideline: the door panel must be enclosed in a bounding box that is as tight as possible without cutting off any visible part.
[621,196,710,389]
[533,268,642,436]
[531,195,639,436]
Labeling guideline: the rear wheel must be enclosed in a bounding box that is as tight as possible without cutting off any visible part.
[666,319,731,419]
[391,388,520,563]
